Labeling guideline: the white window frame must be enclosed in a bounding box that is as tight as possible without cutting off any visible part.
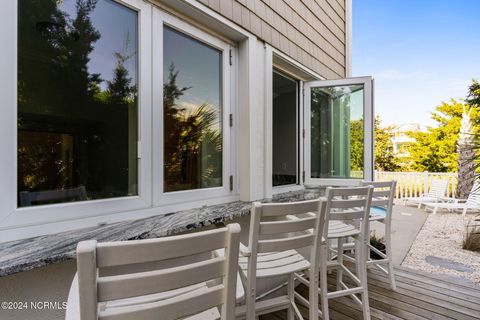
[0,0,153,229]
[152,8,235,206]
[304,76,374,186]
[264,47,323,198]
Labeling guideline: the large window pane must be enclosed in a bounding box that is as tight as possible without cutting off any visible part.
[18,0,138,207]
[311,85,364,179]
[272,71,298,187]
[163,26,223,192]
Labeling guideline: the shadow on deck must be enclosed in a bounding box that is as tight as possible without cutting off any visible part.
[261,266,480,320]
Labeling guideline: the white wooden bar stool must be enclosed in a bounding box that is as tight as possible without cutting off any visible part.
[65,223,241,320]
[361,180,397,290]
[224,199,326,320]
[296,186,373,320]
[333,181,397,290]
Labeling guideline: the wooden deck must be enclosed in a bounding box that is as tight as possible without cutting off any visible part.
[261,267,480,320]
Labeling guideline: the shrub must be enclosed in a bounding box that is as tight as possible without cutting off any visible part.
[463,218,480,252]
[370,232,386,260]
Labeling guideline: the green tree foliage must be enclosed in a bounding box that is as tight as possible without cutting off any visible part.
[349,116,400,172]
[467,80,480,107]
[466,79,480,193]
[407,99,480,172]
[374,117,400,171]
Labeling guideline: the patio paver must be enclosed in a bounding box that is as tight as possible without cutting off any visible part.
[371,203,429,265]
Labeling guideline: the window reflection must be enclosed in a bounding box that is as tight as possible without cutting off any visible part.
[311,85,364,179]
[163,26,223,192]
[17,0,138,206]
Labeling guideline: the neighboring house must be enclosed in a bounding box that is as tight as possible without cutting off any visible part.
[391,123,420,157]
[0,1,376,319]
[0,0,374,242]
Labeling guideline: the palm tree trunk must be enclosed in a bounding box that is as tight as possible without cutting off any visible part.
[456,106,475,199]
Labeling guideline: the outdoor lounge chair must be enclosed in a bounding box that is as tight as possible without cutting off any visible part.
[424,183,480,216]
[65,224,241,320]
[402,179,449,208]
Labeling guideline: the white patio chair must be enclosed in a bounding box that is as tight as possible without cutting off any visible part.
[295,186,374,320]
[65,223,241,320]
[402,179,449,208]
[229,199,326,320]
[424,182,480,216]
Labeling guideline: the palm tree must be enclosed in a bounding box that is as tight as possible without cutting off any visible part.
[456,105,475,199]
[466,80,480,195]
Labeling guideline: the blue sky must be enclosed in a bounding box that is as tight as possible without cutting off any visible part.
[352,0,480,128]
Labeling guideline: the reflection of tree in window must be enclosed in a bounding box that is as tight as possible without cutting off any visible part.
[350,119,364,172]
[163,65,222,192]
[17,0,138,206]
[310,85,364,179]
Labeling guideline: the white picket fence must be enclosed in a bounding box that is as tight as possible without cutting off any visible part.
[375,171,458,198]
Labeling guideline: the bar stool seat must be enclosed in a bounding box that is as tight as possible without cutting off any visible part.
[66,274,222,320]
[328,221,360,238]
[239,250,310,278]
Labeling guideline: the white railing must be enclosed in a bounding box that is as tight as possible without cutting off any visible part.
[375,171,458,198]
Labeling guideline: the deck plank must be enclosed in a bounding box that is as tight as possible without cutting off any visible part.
[260,267,480,320]
[367,272,480,317]
[381,268,480,301]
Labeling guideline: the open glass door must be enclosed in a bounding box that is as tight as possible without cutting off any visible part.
[304,77,373,186]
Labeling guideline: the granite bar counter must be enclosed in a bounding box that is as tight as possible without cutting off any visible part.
[0,189,323,277]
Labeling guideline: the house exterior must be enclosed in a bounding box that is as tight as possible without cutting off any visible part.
[0,1,378,319]
[391,123,420,157]
[0,0,374,243]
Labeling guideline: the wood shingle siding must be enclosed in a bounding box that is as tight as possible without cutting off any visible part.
[196,0,347,79]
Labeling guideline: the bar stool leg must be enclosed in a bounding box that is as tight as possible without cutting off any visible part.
[356,238,371,320]
[319,244,329,320]
[287,274,294,320]
[309,270,320,320]
[385,222,396,290]
[336,237,344,290]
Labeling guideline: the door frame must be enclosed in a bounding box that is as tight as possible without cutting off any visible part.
[303,76,374,186]
[271,69,301,189]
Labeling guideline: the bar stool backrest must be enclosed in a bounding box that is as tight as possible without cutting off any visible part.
[76,224,241,320]
[248,199,325,255]
[246,199,327,291]
[361,180,397,223]
[324,186,374,237]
